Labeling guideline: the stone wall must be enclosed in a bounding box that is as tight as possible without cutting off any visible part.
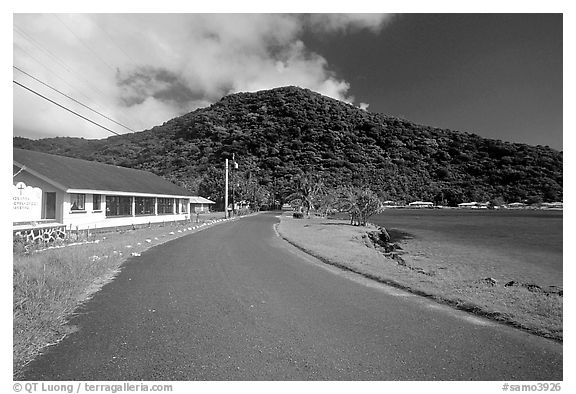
[13,225,67,245]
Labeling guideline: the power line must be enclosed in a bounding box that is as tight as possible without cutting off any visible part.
[13,41,137,131]
[13,80,121,136]
[12,42,92,103]
[91,17,139,67]
[14,29,115,110]
[14,25,73,73]
[14,65,135,132]
[14,23,144,130]
[53,14,117,74]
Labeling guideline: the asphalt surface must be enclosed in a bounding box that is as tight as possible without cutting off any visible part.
[20,213,562,380]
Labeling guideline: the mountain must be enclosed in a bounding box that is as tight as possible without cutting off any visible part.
[13,86,563,208]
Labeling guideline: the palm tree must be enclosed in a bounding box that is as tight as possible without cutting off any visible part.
[286,174,325,217]
[336,187,384,226]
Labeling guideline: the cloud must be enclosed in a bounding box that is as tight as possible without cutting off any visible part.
[306,14,392,33]
[13,14,391,139]
[116,66,203,108]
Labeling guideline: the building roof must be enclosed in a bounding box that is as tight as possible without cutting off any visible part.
[13,148,194,198]
[190,196,216,204]
[409,201,433,205]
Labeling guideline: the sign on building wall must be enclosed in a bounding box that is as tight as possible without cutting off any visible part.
[13,182,42,222]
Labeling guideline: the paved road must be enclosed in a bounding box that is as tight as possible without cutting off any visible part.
[21,213,562,380]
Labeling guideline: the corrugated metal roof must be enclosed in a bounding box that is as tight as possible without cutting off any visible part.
[189,196,216,204]
[13,148,194,197]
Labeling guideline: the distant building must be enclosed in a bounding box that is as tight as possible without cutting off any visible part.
[229,200,251,212]
[458,201,489,209]
[506,202,527,209]
[190,196,216,213]
[13,148,215,233]
[408,201,434,208]
[541,202,563,209]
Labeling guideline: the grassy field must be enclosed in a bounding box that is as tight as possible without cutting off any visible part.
[277,214,562,341]
[13,212,232,377]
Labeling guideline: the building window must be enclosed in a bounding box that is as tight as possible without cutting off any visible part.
[70,193,85,211]
[135,197,155,215]
[93,194,101,211]
[157,198,174,214]
[106,196,132,217]
[181,199,188,214]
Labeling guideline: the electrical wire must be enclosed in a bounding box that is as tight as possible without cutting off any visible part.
[13,80,121,136]
[14,65,135,132]
[14,23,143,131]
[12,42,93,103]
[53,14,117,73]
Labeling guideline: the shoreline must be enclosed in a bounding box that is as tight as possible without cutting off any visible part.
[276,214,562,342]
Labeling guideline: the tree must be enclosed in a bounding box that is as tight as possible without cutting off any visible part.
[285,173,325,217]
[336,187,384,226]
[488,196,506,209]
[316,188,339,217]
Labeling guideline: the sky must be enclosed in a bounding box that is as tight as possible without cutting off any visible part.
[12,13,563,150]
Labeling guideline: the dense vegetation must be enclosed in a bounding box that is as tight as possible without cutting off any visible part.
[13,86,563,209]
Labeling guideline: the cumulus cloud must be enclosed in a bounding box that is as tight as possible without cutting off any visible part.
[359,102,370,111]
[306,13,392,33]
[13,13,391,139]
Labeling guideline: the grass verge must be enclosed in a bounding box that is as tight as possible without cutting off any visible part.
[13,212,237,378]
[277,215,562,342]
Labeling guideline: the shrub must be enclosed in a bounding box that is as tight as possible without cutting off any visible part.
[293,212,304,219]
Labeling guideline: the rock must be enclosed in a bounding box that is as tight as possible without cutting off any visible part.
[504,281,517,287]
[522,283,542,293]
[384,243,403,253]
[378,227,391,243]
[481,277,498,286]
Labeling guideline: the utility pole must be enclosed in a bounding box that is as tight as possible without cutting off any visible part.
[224,155,239,219]
[231,154,235,216]
[224,158,229,219]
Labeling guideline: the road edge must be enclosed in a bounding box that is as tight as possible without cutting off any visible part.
[273,216,562,344]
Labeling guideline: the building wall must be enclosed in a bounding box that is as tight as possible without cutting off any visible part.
[63,194,192,230]
[13,169,65,222]
[14,170,192,230]
[191,203,212,213]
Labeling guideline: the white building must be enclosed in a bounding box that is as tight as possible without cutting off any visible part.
[408,201,434,208]
[457,201,489,209]
[13,148,214,232]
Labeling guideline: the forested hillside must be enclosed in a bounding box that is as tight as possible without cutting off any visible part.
[13,86,563,208]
